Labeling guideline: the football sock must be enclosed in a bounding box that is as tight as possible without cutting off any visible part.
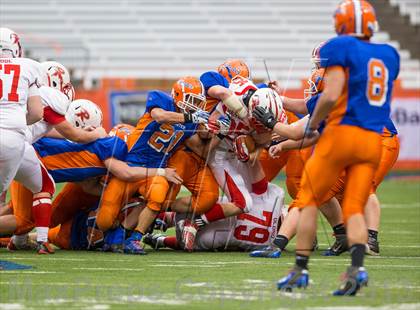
[368,229,378,241]
[200,203,225,224]
[32,197,52,242]
[349,243,366,267]
[333,223,346,235]
[163,236,179,250]
[295,254,309,270]
[273,235,289,250]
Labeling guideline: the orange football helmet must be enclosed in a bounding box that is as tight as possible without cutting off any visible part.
[171,76,206,112]
[109,123,135,143]
[334,0,378,39]
[304,68,325,100]
[310,41,326,69]
[217,59,251,82]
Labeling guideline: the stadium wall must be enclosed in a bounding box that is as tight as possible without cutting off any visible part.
[75,79,420,170]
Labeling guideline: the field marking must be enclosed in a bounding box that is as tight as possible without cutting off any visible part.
[0,271,63,274]
[72,267,144,271]
[308,303,420,310]
[317,243,420,249]
[150,264,220,268]
[381,203,420,209]
[183,282,209,287]
[0,304,25,310]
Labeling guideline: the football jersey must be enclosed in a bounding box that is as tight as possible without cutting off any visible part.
[185,183,284,251]
[200,71,229,113]
[34,137,127,182]
[0,57,42,133]
[319,36,400,133]
[25,86,70,143]
[125,90,198,168]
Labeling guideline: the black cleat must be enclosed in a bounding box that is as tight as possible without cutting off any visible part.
[366,236,380,256]
[323,234,348,256]
[143,233,166,250]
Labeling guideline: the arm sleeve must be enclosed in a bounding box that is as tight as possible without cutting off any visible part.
[200,71,229,94]
[145,90,174,112]
[43,106,66,125]
[96,137,128,161]
[305,93,321,116]
[319,37,349,69]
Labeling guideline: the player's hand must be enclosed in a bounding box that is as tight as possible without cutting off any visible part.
[268,80,281,94]
[234,135,250,162]
[252,106,278,129]
[164,168,183,184]
[92,127,108,138]
[184,110,210,124]
[269,144,282,158]
[207,115,230,135]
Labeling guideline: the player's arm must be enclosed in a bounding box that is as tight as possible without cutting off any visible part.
[151,107,209,124]
[307,66,345,131]
[184,133,221,159]
[268,80,308,114]
[269,135,319,158]
[207,85,247,119]
[26,95,43,125]
[54,120,107,143]
[103,158,183,184]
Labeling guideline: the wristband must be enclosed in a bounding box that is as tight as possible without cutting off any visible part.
[157,168,166,176]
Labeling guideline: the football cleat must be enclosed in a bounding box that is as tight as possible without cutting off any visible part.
[182,219,198,252]
[323,234,348,256]
[249,246,282,258]
[333,266,368,296]
[123,239,146,255]
[102,227,125,253]
[277,267,309,291]
[366,236,380,256]
[143,233,166,250]
[37,242,55,255]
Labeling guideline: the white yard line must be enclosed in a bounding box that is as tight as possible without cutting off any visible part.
[309,303,420,310]
[72,267,144,271]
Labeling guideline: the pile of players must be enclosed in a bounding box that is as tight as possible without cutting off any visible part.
[0,0,400,297]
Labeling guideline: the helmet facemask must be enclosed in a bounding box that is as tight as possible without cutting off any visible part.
[176,92,206,113]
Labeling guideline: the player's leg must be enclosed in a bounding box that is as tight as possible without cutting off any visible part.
[0,129,25,195]
[14,144,56,253]
[259,148,290,181]
[285,148,311,199]
[365,135,399,255]
[48,222,72,250]
[124,176,169,254]
[51,183,99,227]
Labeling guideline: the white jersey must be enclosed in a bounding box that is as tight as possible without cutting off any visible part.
[176,183,285,251]
[216,76,259,151]
[0,57,42,134]
[25,86,70,143]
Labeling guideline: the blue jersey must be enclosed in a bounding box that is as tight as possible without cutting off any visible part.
[306,93,326,134]
[319,36,400,133]
[34,137,127,182]
[125,90,198,168]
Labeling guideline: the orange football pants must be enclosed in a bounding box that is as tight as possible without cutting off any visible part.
[166,148,219,214]
[372,134,400,192]
[96,176,169,231]
[9,181,34,235]
[48,222,72,250]
[259,147,312,199]
[296,125,382,223]
[50,183,99,227]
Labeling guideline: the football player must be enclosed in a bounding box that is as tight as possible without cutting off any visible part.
[95,76,210,254]
[275,0,399,295]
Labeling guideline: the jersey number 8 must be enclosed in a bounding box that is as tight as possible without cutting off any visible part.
[366,58,388,107]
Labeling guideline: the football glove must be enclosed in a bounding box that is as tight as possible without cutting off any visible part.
[234,135,250,162]
[184,110,210,124]
[252,106,277,129]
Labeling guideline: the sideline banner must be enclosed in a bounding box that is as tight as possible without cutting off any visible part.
[391,98,420,162]
[109,91,148,126]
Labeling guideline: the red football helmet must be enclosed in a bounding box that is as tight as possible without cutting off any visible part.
[304,68,325,100]
[217,59,251,82]
[171,76,206,112]
[334,0,378,39]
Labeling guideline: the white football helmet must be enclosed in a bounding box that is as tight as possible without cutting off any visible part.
[41,61,75,101]
[249,88,288,126]
[0,27,23,58]
[66,99,103,129]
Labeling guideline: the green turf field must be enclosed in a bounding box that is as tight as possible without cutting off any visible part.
[1,179,419,309]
